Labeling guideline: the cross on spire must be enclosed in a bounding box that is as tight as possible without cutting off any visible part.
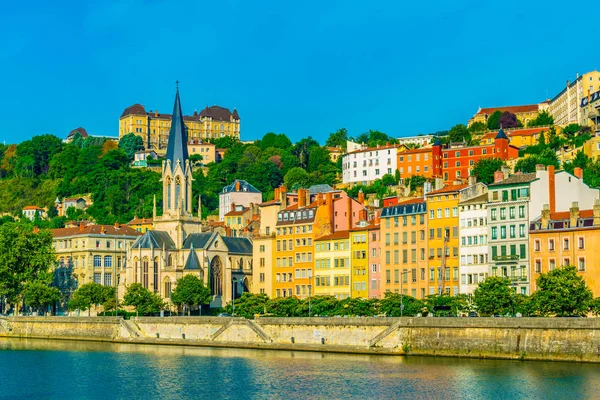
[175,79,179,91]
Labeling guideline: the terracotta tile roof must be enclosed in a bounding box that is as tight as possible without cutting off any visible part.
[476,104,539,115]
[345,143,406,156]
[426,184,468,195]
[225,207,250,217]
[482,127,547,139]
[260,200,281,206]
[52,224,142,238]
[399,147,433,155]
[315,231,350,241]
[128,217,153,225]
[23,206,44,211]
[550,210,594,220]
[67,127,89,140]
[397,198,426,205]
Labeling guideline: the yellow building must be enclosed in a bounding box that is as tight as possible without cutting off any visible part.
[425,184,466,296]
[188,140,217,164]
[350,228,369,298]
[583,135,600,160]
[549,70,600,126]
[380,199,429,299]
[469,104,547,127]
[52,223,142,298]
[119,103,240,151]
[529,201,600,297]
[315,231,351,299]
[127,217,153,233]
[224,205,253,237]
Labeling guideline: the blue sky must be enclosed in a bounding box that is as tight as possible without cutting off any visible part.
[0,0,595,144]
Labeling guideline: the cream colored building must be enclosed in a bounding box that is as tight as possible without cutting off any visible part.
[549,70,600,126]
[52,223,142,295]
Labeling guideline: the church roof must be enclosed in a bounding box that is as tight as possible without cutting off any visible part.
[131,230,176,250]
[495,128,508,139]
[183,232,216,249]
[222,237,253,255]
[222,180,261,194]
[308,184,334,194]
[184,245,201,270]
[165,85,189,173]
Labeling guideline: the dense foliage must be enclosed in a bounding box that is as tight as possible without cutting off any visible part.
[170,274,212,315]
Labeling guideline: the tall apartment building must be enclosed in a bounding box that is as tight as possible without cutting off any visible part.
[426,184,465,296]
[548,70,600,126]
[119,103,240,151]
[458,182,489,294]
[350,223,371,298]
[314,231,351,299]
[380,199,428,299]
[367,218,382,299]
[487,166,599,294]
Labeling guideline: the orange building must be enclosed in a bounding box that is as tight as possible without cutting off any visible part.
[397,130,519,183]
[529,201,600,296]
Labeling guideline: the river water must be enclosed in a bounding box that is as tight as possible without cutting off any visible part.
[0,339,598,400]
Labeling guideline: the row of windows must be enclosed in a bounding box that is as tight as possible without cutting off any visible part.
[461,273,488,285]
[490,225,526,240]
[315,258,349,268]
[316,240,348,252]
[315,275,350,286]
[93,272,112,286]
[384,248,427,264]
[461,235,487,246]
[429,207,459,219]
[276,225,313,235]
[399,153,429,162]
[350,168,393,177]
[56,239,124,250]
[490,206,526,220]
[385,230,425,245]
[384,267,460,284]
[491,244,527,259]
[460,217,486,227]
[460,254,488,265]
[534,258,586,272]
[278,210,315,222]
[399,165,429,174]
[491,188,530,202]
[533,237,585,251]
[384,214,425,228]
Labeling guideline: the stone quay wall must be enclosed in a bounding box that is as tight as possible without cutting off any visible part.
[2,316,600,362]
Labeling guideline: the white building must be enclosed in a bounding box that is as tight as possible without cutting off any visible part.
[458,182,488,295]
[396,135,434,147]
[341,142,401,186]
[22,206,46,220]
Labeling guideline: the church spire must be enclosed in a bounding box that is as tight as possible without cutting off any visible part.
[165,81,189,172]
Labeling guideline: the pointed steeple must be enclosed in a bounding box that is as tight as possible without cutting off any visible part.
[184,243,201,270]
[165,81,189,172]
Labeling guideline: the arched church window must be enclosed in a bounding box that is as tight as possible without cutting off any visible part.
[164,277,172,298]
[168,254,174,268]
[153,257,159,293]
[175,176,182,209]
[143,258,149,288]
[166,177,172,209]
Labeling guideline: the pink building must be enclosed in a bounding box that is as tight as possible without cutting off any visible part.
[368,219,381,299]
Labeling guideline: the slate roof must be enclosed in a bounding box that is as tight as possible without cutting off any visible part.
[165,87,189,172]
[381,199,426,218]
[131,230,176,249]
[495,128,508,140]
[426,184,468,196]
[67,127,89,140]
[200,105,239,122]
[183,233,215,249]
[184,244,201,270]
[459,193,489,206]
[222,237,253,255]
[308,184,334,194]
[488,173,537,187]
[222,180,261,194]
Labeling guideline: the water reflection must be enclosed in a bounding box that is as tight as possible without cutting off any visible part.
[0,338,599,400]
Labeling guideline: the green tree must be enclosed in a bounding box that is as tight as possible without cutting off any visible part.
[23,281,61,314]
[170,274,211,315]
[380,293,423,317]
[468,121,486,133]
[381,174,396,186]
[334,297,379,316]
[498,111,522,129]
[325,128,348,149]
[304,295,339,316]
[486,110,503,130]
[405,175,426,191]
[189,154,203,165]
[537,131,546,146]
[514,149,559,173]
[284,167,311,190]
[589,297,600,317]
[292,137,319,169]
[118,133,144,160]
[266,296,302,317]
[307,147,332,173]
[0,223,55,313]
[471,158,504,184]
[473,277,515,316]
[68,282,112,316]
[258,133,293,150]
[224,292,269,318]
[123,283,164,315]
[562,123,581,137]
[529,110,554,127]
[448,124,471,143]
[16,134,64,175]
[530,266,592,317]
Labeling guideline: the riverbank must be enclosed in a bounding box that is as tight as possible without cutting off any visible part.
[1,316,599,362]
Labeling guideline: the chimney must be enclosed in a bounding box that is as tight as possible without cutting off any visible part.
[359,209,368,221]
[570,201,580,228]
[358,189,365,205]
[33,226,39,234]
[235,181,241,191]
[280,185,287,208]
[79,222,85,232]
[468,175,477,187]
[452,179,462,186]
[501,165,510,176]
[114,222,120,228]
[317,193,324,206]
[374,210,381,225]
[434,177,444,190]
[231,203,235,212]
[154,110,158,117]
[494,171,504,183]
[594,199,600,226]
[326,192,334,231]
[298,189,306,207]
[305,189,311,207]
[541,204,550,229]
[274,187,280,200]
[574,167,583,180]
[347,195,353,229]
[548,165,556,213]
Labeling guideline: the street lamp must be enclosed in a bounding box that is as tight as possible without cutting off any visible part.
[232,277,237,317]
[308,284,312,317]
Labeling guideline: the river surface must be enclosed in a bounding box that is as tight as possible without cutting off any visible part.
[0,339,598,400]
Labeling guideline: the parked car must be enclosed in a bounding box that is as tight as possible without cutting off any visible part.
[217,313,231,317]
[468,312,479,317]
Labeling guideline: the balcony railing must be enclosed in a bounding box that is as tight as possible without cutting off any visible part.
[493,254,519,261]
